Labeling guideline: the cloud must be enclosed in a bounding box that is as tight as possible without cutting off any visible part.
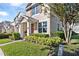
[0,11,8,16]
[9,3,23,7]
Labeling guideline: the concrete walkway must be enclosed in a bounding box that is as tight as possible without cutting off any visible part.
[0,40,24,56]
[0,40,24,46]
[0,48,4,56]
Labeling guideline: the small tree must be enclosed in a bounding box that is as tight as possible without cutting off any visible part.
[42,3,79,43]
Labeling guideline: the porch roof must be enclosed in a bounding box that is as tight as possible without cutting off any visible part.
[15,15,39,26]
[20,15,39,23]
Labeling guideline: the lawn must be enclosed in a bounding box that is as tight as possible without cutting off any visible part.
[0,39,12,44]
[63,38,79,56]
[70,39,79,44]
[63,44,79,56]
[0,41,50,56]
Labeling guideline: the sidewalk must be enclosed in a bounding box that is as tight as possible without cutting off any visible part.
[0,48,4,56]
[0,40,24,46]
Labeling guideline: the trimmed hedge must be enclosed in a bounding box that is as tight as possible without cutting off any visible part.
[24,36,63,46]
[71,35,79,39]
[9,32,20,40]
[72,31,78,36]
[0,33,12,39]
[51,31,65,39]
[71,31,79,39]
[31,33,49,38]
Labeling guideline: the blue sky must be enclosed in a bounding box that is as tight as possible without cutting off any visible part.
[0,3,26,22]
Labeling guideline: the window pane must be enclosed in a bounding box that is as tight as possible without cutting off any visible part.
[38,28,42,33]
[32,4,41,15]
[38,23,42,27]
[36,5,41,14]
[32,7,36,15]
[38,21,47,33]
[43,21,47,27]
[43,28,47,32]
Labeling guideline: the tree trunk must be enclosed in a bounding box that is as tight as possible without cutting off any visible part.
[62,19,73,44]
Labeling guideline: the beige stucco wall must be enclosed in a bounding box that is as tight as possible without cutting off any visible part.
[26,9,32,17]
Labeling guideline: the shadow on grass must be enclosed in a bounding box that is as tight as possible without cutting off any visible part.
[63,44,79,56]
[40,46,59,56]
[63,49,79,56]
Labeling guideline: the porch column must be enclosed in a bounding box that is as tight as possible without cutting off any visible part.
[14,25,17,32]
[27,22,31,36]
[19,24,24,38]
[36,22,39,33]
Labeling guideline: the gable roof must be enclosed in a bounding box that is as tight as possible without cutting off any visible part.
[15,15,39,26]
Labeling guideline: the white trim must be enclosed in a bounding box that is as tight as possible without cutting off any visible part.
[32,13,40,17]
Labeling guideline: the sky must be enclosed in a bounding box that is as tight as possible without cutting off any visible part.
[0,3,26,22]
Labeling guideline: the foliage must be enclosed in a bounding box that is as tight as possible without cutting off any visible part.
[0,33,12,39]
[51,31,65,39]
[0,39,12,44]
[9,32,20,40]
[72,31,78,36]
[71,31,79,39]
[64,44,79,56]
[48,3,79,43]
[71,35,79,39]
[0,41,49,56]
[24,36,63,46]
[31,33,49,38]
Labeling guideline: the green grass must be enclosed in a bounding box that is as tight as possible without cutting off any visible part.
[63,38,79,55]
[63,43,79,56]
[64,39,79,53]
[0,39,12,44]
[71,39,79,44]
[0,41,49,56]
[64,44,78,53]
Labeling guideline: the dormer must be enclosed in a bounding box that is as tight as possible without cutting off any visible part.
[26,3,42,16]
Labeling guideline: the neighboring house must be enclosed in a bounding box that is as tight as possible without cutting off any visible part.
[0,23,3,33]
[73,22,79,33]
[14,3,62,37]
[0,21,14,33]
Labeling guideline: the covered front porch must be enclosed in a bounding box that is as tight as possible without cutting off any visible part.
[19,15,38,37]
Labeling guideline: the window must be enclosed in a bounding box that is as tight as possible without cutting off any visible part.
[38,21,47,33]
[32,7,36,15]
[43,22,47,32]
[38,23,42,33]
[32,4,41,15]
[36,5,41,14]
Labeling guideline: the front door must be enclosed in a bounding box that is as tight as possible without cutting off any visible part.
[31,23,34,33]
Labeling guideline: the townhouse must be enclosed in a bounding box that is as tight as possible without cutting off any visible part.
[14,3,62,37]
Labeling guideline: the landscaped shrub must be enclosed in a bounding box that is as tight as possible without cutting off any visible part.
[52,37,62,45]
[24,36,63,46]
[72,31,78,36]
[9,36,14,40]
[51,31,65,39]
[71,35,79,39]
[0,33,12,39]
[10,32,20,40]
[71,31,79,39]
[31,33,49,38]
